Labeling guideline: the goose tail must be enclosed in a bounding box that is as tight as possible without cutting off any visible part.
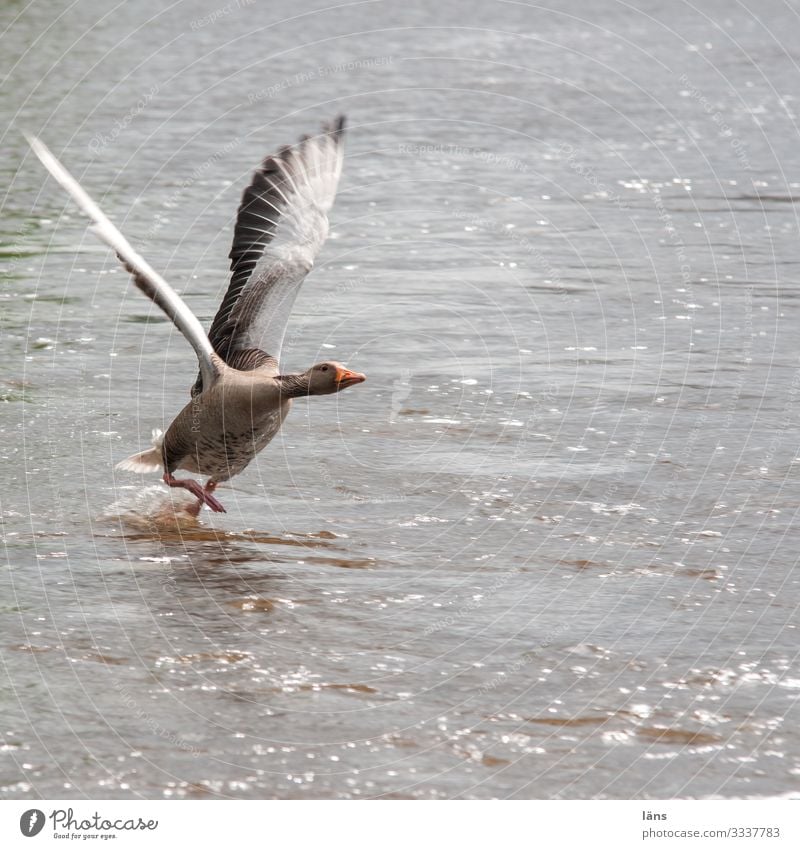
[116,429,164,473]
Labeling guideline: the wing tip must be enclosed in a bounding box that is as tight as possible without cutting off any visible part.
[25,133,54,169]
[328,114,346,140]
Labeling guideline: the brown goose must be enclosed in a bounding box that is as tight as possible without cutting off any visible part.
[28,116,365,514]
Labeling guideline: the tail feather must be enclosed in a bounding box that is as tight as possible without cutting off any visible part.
[116,429,164,473]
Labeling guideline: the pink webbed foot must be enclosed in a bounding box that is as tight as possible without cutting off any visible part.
[163,473,227,513]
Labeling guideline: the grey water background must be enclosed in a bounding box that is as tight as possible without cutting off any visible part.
[2,0,799,799]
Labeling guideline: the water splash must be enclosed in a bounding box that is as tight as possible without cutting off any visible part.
[102,485,202,531]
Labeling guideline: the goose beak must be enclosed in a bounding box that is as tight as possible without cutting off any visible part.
[335,367,366,388]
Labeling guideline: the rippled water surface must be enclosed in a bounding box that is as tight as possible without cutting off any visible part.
[2,0,800,799]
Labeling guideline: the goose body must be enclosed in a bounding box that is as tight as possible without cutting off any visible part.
[29,117,365,514]
[166,377,290,482]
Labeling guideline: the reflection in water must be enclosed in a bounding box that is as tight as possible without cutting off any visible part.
[102,485,205,531]
[101,487,348,550]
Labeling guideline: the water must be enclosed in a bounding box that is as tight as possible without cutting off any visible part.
[2,0,799,799]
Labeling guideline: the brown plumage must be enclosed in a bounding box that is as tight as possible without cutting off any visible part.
[28,117,365,515]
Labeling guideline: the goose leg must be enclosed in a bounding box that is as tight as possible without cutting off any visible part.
[203,479,226,512]
[163,472,227,513]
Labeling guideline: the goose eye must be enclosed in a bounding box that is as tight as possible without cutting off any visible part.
[321,365,329,372]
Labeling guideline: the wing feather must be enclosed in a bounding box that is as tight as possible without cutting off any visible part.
[206,115,346,369]
[26,135,219,392]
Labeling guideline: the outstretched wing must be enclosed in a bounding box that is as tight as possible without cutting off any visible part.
[207,115,346,369]
[26,135,219,392]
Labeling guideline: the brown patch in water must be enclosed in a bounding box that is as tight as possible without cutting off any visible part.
[737,193,800,204]
[526,714,610,727]
[558,559,604,570]
[480,754,511,767]
[160,651,252,665]
[227,598,276,613]
[103,502,202,534]
[303,555,376,569]
[11,643,54,653]
[637,727,722,746]
[110,525,339,550]
[681,567,719,581]
[324,682,377,694]
[78,652,128,666]
[183,782,225,798]
[290,682,378,695]
[12,643,127,666]
[102,491,345,548]
[237,530,337,549]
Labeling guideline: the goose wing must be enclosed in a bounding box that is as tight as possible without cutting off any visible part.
[26,135,219,391]
[206,115,346,371]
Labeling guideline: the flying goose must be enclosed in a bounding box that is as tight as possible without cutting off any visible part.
[28,116,365,514]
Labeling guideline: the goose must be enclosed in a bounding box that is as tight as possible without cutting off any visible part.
[27,116,365,515]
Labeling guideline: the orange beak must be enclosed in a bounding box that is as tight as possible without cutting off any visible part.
[335,367,366,388]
